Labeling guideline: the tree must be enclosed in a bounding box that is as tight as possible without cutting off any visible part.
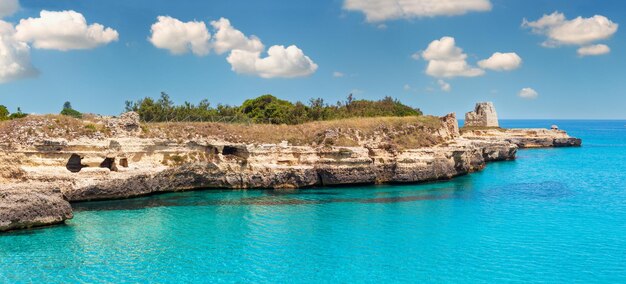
[239,94,297,124]
[125,93,422,124]
[0,105,8,121]
[60,101,82,119]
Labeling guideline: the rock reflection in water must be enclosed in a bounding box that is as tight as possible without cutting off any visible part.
[73,185,466,212]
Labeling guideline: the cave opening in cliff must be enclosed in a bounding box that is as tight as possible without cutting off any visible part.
[222,146,239,156]
[66,154,85,173]
[100,158,118,171]
[119,158,128,168]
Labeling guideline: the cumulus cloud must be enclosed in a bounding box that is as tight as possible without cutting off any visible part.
[227,45,318,79]
[415,37,523,91]
[478,52,522,71]
[522,11,618,54]
[15,10,118,51]
[421,36,484,78]
[333,71,345,78]
[344,0,492,22]
[0,0,19,18]
[149,16,317,79]
[0,20,37,83]
[149,16,211,56]
[518,87,538,99]
[437,79,451,92]
[577,44,610,57]
[210,18,264,55]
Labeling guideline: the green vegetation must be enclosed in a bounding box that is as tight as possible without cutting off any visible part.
[125,93,422,124]
[0,106,28,121]
[0,106,8,121]
[84,124,97,132]
[60,101,83,119]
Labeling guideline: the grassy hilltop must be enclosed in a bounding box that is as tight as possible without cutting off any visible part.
[0,94,448,149]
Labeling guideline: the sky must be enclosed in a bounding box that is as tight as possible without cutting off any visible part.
[0,0,624,119]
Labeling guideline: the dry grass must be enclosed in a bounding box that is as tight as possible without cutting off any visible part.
[144,115,443,148]
[1,114,446,149]
[0,115,111,141]
[459,126,506,134]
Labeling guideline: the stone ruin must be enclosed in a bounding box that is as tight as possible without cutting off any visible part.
[465,102,499,127]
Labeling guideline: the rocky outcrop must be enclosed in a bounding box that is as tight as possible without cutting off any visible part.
[461,128,582,148]
[0,185,73,232]
[104,111,141,136]
[0,105,580,232]
[465,102,499,127]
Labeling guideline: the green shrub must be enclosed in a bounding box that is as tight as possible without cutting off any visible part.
[125,93,422,125]
[8,107,27,119]
[0,105,8,121]
[60,101,82,118]
[61,108,83,119]
[84,124,97,131]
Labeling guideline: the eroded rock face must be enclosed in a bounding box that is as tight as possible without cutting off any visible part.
[465,102,499,127]
[0,186,73,232]
[0,109,580,231]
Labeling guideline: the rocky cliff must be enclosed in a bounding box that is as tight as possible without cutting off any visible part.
[0,106,580,232]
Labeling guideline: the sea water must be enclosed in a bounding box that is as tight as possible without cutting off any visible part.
[1,120,625,283]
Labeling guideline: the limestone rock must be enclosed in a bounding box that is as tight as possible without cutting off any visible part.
[465,102,499,127]
[105,112,141,136]
[0,186,73,232]
[461,128,582,148]
[0,110,581,231]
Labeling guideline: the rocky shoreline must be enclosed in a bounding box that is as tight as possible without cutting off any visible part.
[0,103,581,232]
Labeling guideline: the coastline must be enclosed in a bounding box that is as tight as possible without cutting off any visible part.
[0,105,581,232]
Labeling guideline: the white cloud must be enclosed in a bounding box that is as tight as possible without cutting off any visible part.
[403,84,411,91]
[0,0,19,18]
[210,17,264,55]
[0,20,37,83]
[478,52,522,71]
[522,12,618,48]
[149,16,211,56]
[518,87,538,99]
[437,79,451,92]
[227,45,318,78]
[410,51,420,60]
[577,44,610,57]
[421,36,484,78]
[149,16,317,79]
[333,71,345,78]
[344,0,492,22]
[15,10,119,51]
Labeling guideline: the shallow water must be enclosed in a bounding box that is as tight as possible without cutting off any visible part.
[2,120,626,283]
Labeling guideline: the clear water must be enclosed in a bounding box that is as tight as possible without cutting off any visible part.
[2,120,626,283]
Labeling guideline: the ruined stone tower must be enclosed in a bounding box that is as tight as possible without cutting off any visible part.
[465,102,499,127]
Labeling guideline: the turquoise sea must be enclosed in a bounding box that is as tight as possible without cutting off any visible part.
[1,120,626,283]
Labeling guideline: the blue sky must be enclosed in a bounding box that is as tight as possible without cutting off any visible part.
[0,0,624,119]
